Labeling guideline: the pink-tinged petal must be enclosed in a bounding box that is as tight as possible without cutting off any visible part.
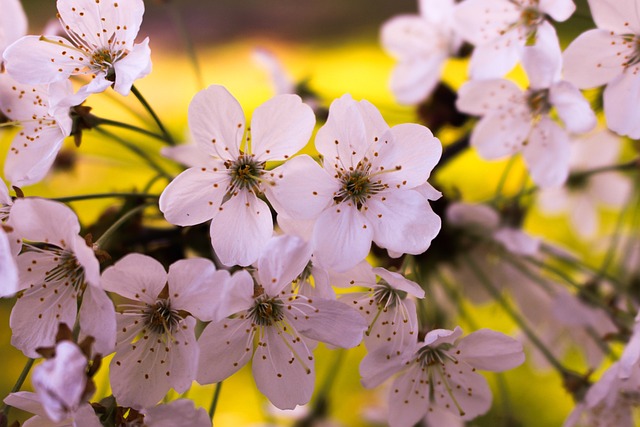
[536,186,570,214]
[168,258,224,321]
[189,85,245,160]
[549,81,596,134]
[468,30,524,79]
[522,22,562,89]
[381,15,434,58]
[522,119,571,188]
[252,47,295,95]
[356,99,391,143]
[590,172,632,207]
[361,297,419,356]
[570,194,598,238]
[78,285,116,356]
[493,228,539,256]
[5,126,66,187]
[540,0,575,21]
[113,38,152,96]
[159,164,228,227]
[457,329,525,371]
[563,30,626,89]
[285,298,366,348]
[265,155,336,220]
[387,365,429,427]
[366,190,441,256]
[256,235,311,295]
[252,326,315,410]
[446,202,500,229]
[161,143,206,168]
[197,317,254,384]
[419,0,456,23]
[71,235,100,287]
[277,216,316,242]
[456,79,523,115]
[210,191,273,267]
[167,317,199,394]
[453,0,520,46]
[373,124,441,187]
[620,326,640,378]
[11,282,77,358]
[101,253,167,304]
[374,268,424,298]
[3,36,89,84]
[603,72,640,138]
[437,366,492,420]
[0,229,18,297]
[72,404,102,427]
[328,260,376,288]
[587,0,640,33]
[390,57,444,105]
[424,406,465,427]
[216,270,255,321]
[312,204,373,272]
[3,392,47,418]
[315,94,368,169]
[0,0,27,54]
[10,198,79,246]
[471,107,532,159]
[66,74,112,105]
[144,399,211,427]
[251,94,315,162]
[424,326,463,347]
[359,345,410,388]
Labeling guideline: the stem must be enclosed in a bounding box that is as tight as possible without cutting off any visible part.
[96,128,173,180]
[494,156,517,200]
[94,117,167,143]
[95,204,150,248]
[570,158,638,181]
[208,382,223,420]
[54,192,159,203]
[463,254,571,375]
[2,358,35,417]
[130,85,176,146]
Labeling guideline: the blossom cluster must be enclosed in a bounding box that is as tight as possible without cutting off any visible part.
[0,0,639,426]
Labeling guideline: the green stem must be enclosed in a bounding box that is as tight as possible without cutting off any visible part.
[96,128,173,180]
[208,381,223,420]
[94,117,167,143]
[95,204,150,248]
[570,158,638,181]
[2,358,35,417]
[130,85,176,146]
[54,192,159,203]
[494,156,517,200]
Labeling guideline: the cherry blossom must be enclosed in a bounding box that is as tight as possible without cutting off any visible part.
[563,0,640,138]
[380,0,462,104]
[101,253,226,409]
[197,235,367,409]
[0,225,18,296]
[159,85,315,267]
[3,0,151,102]
[8,197,115,358]
[454,0,575,78]
[537,131,632,238]
[0,74,78,187]
[142,399,211,427]
[456,31,596,188]
[363,327,524,427]
[3,392,101,427]
[266,94,442,271]
[0,0,27,62]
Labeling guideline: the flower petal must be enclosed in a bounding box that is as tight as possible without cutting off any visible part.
[539,0,575,21]
[549,81,596,134]
[256,234,311,295]
[112,38,152,96]
[0,228,18,297]
[78,285,116,356]
[10,198,79,246]
[456,79,523,116]
[168,257,225,321]
[522,119,571,188]
[0,0,27,54]
[603,71,640,138]
[588,0,640,33]
[101,253,167,304]
[457,329,525,371]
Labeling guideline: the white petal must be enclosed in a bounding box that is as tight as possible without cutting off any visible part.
[522,22,562,89]
[359,346,409,389]
[144,399,211,427]
[493,227,540,256]
[457,329,525,371]
[168,258,225,321]
[374,267,425,298]
[366,190,441,255]
[265,155,336,220]
[3,392,48,418]
[390,58,444,105]
[361,297,419,357]
[252,47,295,95]
[327,260,376,288]
[252,326,315,410]
[522,119,571,188]
[562,30,626,89]
[549,81,596,134]
[587,0,640,33]
[72,234,100,287]
[436,364,492,420]
[419,0,456,23]
[216,270,257,321]
[5,126,66,187]
[251,94,315,162]
[0,228,18,297]
[78,285,116,356]
[72,404,102,427]
[424,327,463,347]
[101,253,167,304]
[161,143,205,168]
[387,365,429,427]
[256,235,311,295]
[312,204,373,272]
[603,71,640,139]
[189,85,245,160]
[380,15,434,58]
[590,172,632,207]
[456,79,523,115]
[446,202,500,229]
[210,191,273,267]
[0,0,27,53]
[197,317,254,384]
[112,38,152,96]
[453,0,520,46]
[159,164,228,226]
[468,30,524,79]
[569,194,598,238]
[539,0,575,21]
[10,198,79,246]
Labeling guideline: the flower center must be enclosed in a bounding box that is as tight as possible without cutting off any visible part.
[417,343,455,368]
[248,294,285,327]
[526,88,551,117]
[334,164,385,209]
[227,154,266,194]
[372,281,405,309]
[42,249,86,291]
[621,35,640,68]
[90,48,122,81]
[143,299,181,335]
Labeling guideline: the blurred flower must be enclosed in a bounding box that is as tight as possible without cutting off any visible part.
[159,85,315,267]
[0,0,27,62]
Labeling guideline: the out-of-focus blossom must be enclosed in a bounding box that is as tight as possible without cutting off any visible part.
[159,85,315,267]
[267,94,442,271]
[563,0,640,137]
[537,131,633,238]
[380,0,462,104]
[3,392,101,427]
[102,254,226,409]
[0,0,27,61]
[142,399,211,427]
[454,0,575,78]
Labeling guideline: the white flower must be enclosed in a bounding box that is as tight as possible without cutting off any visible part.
[0,74,77,187]
[563,0,640,138]
[0,225,18,296]
[0,0,27,60]
[197,235,367,410]
[381,0,462,104]
[266,94,442,271]
[3,391,101,427]
[159,85,315,267]
[8,198,116,358]
[454,0,575,78]
[101,254,226,409]
[253,47,296,95]
[456,31,596,188]
[3,0,151,102]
